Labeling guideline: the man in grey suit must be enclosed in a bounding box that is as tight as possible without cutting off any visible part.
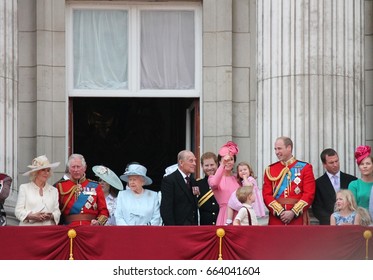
[160,150,199,225]
[312,148,357,225]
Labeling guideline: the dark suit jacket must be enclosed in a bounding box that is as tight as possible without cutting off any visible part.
[160,169,198,225]
[312,171,357,225]
[196,177,219,225]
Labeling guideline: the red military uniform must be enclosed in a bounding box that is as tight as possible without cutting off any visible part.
[262,157,315,225]
[57,177,109,226]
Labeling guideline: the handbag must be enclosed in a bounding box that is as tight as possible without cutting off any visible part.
[0,204,6,226]
[0,173,12,203]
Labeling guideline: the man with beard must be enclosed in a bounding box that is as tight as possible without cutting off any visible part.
[196,152,219,225]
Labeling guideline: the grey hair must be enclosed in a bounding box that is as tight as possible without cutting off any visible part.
[67,153,87,168]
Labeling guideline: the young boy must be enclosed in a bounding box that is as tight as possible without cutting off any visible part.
[233,184,259,225]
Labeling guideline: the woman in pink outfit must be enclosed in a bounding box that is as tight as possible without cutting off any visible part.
[226,162,266,224]
[208,141,240,226]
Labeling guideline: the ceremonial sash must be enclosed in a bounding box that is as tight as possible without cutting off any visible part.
[198,190,214,208]
[274,162,307,199]
[69,182,98,215]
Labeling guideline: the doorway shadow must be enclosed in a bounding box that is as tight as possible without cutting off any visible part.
[72,97,194,191]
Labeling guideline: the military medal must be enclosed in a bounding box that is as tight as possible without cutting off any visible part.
[83,187,97,195]
[294,186,301,194]
[294,177,301,185]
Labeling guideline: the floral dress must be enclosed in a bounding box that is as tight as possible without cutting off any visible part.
[332,211,356,225]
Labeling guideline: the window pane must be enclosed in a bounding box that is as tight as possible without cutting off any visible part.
[73,10,128,89]
[140,11,195,90]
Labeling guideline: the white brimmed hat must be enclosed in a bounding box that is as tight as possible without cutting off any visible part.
[92,165,124,191]
[120,164,152,186]
[163,163,178,177]
[22,155,60,176]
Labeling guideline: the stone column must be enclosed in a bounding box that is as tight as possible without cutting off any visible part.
[0,0,17,178]
[0,0,17,225]
[257,0,364,180]
[365,0,373,147]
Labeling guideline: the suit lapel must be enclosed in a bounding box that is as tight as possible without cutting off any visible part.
[322,173,337,201]
[339,172,350,189]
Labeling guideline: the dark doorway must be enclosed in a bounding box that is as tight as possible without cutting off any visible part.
[71,97,196,191]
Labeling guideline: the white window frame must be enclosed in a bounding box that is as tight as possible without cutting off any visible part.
[66,1,202,98]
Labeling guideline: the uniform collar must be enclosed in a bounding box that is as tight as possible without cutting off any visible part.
[281,156,296,167]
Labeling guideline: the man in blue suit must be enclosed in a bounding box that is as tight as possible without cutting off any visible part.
[312,148,357,225]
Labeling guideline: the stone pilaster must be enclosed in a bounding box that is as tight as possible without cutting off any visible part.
[0,0,18,225]
[0,0,17,176]
[257,0,364,179]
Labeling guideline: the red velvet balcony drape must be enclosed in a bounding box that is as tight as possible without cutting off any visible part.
[0,225,371,260]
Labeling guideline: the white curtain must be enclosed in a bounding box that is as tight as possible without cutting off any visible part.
[73,10,128,89]
[140,11,195,89]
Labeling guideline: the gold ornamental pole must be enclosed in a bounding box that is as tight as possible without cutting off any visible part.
[67,229,77,260]
[216,228,225,260]
[363,230,372,260]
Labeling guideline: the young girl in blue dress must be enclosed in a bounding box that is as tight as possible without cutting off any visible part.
[330,189,361,225]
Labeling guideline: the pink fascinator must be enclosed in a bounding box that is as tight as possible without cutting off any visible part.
[355,145,371,165]
[218,141,239,157]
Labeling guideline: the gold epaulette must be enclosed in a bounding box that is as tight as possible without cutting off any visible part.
[269,200,285,216]
[291,200,308,216]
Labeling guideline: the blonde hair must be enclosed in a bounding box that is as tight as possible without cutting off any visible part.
[334,189,357,212]
[236,161,257,183]
[236,184,254,204]
[356,207,373,226]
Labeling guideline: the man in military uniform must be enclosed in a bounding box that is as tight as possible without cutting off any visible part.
[56,153,109,226]
[196,152,219,225]
[262,136,316,225]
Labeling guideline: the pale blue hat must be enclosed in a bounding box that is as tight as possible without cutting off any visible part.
[92,165,124,190]
[120,164,152,186]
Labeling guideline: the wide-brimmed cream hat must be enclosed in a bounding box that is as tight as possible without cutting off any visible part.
[22,155,60,176]
[120,164,152,186]
[92,165,124,190]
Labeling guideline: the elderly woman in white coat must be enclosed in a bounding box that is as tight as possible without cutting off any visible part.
[115,164,161,225]
[15,155,61,225]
